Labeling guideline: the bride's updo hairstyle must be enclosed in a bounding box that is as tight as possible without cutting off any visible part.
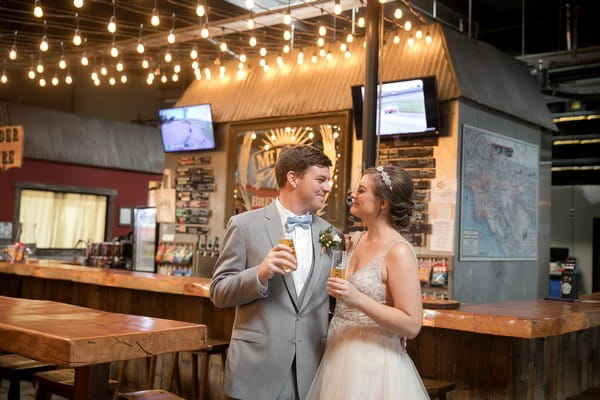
[363,165,415,230]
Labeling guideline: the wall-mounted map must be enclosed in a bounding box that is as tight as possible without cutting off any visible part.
[460,125,538,260]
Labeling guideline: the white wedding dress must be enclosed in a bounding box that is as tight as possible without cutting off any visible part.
[306,236,430,400]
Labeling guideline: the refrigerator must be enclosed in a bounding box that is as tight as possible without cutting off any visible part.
[132,207,157,272]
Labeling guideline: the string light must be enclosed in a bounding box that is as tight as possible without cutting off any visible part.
[142,57,149,68]
[297,50,304,65]
[73,14,82,46]
[174,63,181,73]
[91,70,98,80]
[39,77,46,87]
[283,44,290,53]
[346,33,354,43]
[334,0,342,15]
[58,42,67,69]
[249,36,257,47]
[100,62,108,75]
[167,14,176,44]
[52,73,59,86]
[36,57,44,73]
[326,50,332,61]
[259,58,266,67]
[394,8,403,19]
[319,24,327,36]
[239,53,247,63]
[283,8,292,25]
[247,15,255,30]
[110,36,119,57]
[407,36,415,46]
[245,0,254,9]
[28,67,36,79]
[311,53,318,63]
[107,1,117,33]
[344,49,351,59]
[393,34,400,44]
[33,0,43,18]
[73,0,83,8]
[40,21,49,52]
[116,58,124,71]
[161,74,167,83]
[340,42,347,51]
[201,23,209,38]
[81,51,88,66]
[220,41,228,52]
[416,29,423,39]
[195,69,202,80]
[151,4,160,26]
[196,0,205,17]
[109,76,116,86]
[164,49,172,63]
[425,32,432,43]
[192,60,199,69]
[137,24,145,53]
[120,74,127,83]
[9,31,18,60]
[276,55,284,67]
[404,21,412,31]
[357,16,365,28]
[319,48,326,57]
[283,29,291,40]
[65,71,73,84]
[317,37,325,47]
[259,47,267,57]
[190,44,198,59]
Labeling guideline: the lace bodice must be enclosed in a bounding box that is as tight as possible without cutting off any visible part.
[329,235,415,331]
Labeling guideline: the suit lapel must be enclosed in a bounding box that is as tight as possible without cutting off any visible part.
[264,202,299,309]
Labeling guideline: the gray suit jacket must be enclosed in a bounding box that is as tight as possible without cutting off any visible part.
[210,201,335,400]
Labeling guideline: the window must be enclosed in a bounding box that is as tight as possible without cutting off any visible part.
[13,182,116,248]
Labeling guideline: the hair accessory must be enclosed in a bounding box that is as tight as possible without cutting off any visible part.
[376,166,393,191]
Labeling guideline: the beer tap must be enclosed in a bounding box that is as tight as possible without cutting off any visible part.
[206,236,213,257]
[212,237,219,257]
[199,234,207,257]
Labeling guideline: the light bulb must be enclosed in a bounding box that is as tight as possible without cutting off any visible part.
[73,29,82,46]
[36,62,44,73]
[237,69,244,79]
[344,50,351,59]
[93,79,100,86]
[408,36,414,46]
[194,69,201,80]
[311,53,317,63]
[262,64,269,72]
[59,57,67,69]
[109,76,116,86]
[100,65,107,75]
[39,77,46,87]
[259,47,267,57]
[340,43,347,52]
[142,58,149,68]
[259,58,265,67]
[318,25,326,36]
[174,64,181,73]
[276,56,283,67]
[196,4,205,17]
[283,44,290,53]
[416,29,423,39]
[247,18,255,30]
[91,71,98,80]
[249,36,257,47]
[110,46,119,57]
[167,29,175,44]
[107,16,116,33]
[220,41,227,52]
[146,75,154,85]
[33,1,43,18]
[393,34,400,44]
[425,33,432,43]
[81,53,88,65]
[319,48,326,57]
[28,68,36,79]
[326,51,332,61]
[239,54,247,63]
[116,61,123,71]
[394,8,403,19]
[404,20,412,31]
[238,62,244,70]
[137,40,145,54]
[164,52,172,62]
[201,26,209,38]
[334,1,342,15]
[346,33,354,43]
[73,0,83,8]
[151,8,160,26]
[65,73,73,84]
[283,30,291,41]
[172,73,179,82]
[40,35,48,52]
[283,11,291,25]
[192,60,199,69]
[120,74,127,83]
[161,75,167,83]
[357,17,365,28]
[245,0,253,9]
[190,46,198,59]
[1,72,7,84]
[9,46,17,60]
[317,37,325,47]
[51,76,59,86]
[297,51,304,65]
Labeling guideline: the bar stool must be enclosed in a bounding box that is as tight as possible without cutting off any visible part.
[166,338,229,400]
[33,368,118,400]
[113,356,158,399]
[117,389,185,400]
[422,378,456,400]
[0,354,55,400]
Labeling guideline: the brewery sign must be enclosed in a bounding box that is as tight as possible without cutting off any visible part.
[0,125,24,171]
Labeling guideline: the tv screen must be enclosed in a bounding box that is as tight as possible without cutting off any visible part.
[351,76,440,139]
[158,104,216,152]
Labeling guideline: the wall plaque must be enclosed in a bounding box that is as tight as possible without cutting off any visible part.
[0,125,24,171]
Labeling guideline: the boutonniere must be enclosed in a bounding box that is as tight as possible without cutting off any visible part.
[318,226,342,254]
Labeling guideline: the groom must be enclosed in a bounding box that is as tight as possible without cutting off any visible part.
[210,145,335,400]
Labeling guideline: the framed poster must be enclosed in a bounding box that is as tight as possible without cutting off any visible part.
[118,207,133,226]
[459,125,539,260]
[226,112,352,228]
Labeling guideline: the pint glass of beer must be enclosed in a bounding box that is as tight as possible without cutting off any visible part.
[330,249,347,279]
[278,230,296,272]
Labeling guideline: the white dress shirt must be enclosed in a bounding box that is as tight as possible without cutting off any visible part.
[275,198,314,295]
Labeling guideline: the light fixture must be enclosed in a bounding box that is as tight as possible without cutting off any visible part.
[283,44,290,53]
[259,47,267,57]
[394,8,402,19]
[416,29,423,39]
[73,14,82,47]
[194,69,202,80]
[283,29,291,40]
[136,24,145,53]
[334,0,342,15]
[8,31,18,60]
[174,64,181,73]
[93,79,100,86]
[404,20,412,31]
[205,67,211,79]
[407,36,414,46]
[81,51,88,65]
[91,70,98,80]
[236,69,245,79]
[65,72,73,84]
[172,73,179,82]
[245,0,254,9]
[249,36,257,47]
[247,16,255,30]
[190,44,198,59]
[239,53,247,63]
[201,23,209,38]
[344,50,351,59]
[319,24,327,36]
[109,76,116,86]
[161,74,167,83]
[36,57,44,73]
[28,67,36,79]
[1,70,7,84]
[191,60,199,70]
[196,0,205,16]
[52,74,59,86]
[59,56,67,69]
[340,42,347,52]
[317,37,325,47]
[326,50,332,61]
[425,32,432,43]
[167,13,176,44]
[151,6,160,26]
[164,49,172,63]
[311,52,317,63]
[142,58,149,68]
[393,34,400,44]
[116,59,124,71]
[220,41,228,52]
[39,77,46,87]
[259,58,266,67]
[297,50,304,64]
[357,16,365,28]
[108,16,116,33]
[33,0,43,18]
[100,63,108,75]
[346,33,354,43]
[276,55,284,67]
[283,9,291,25]
[110,37,119,57]
[73,0,83,8]
[120,74,127,83]
[319,48,326,57]
[40,21,49,52]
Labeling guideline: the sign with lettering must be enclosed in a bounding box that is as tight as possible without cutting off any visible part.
[0,125,24,171]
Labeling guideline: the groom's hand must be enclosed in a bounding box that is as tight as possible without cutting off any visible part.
[257,244,297,285]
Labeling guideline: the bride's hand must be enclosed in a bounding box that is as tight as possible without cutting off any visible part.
[327,278,362,306]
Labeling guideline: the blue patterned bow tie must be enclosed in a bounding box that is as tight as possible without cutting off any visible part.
[287,214,313,230]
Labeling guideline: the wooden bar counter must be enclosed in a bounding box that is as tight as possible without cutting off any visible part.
[2,261,600,399]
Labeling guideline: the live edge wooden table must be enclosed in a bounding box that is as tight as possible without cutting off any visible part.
[0,295,207,400]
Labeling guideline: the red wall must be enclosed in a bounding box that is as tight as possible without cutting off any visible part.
[0,158,162,239]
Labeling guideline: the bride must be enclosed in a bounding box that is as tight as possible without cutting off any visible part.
[306,165,429,399]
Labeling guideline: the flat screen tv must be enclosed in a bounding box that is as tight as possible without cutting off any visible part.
[158,104,216,152]
[351,76,440,140]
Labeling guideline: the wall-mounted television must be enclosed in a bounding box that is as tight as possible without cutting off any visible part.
[158,104,216,152]
[351,76,440,140]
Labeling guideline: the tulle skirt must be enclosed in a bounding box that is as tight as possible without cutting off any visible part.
[306,322,430,400]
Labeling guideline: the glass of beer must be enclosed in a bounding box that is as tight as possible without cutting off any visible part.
[278,230,296,272]
[330,249,347,279]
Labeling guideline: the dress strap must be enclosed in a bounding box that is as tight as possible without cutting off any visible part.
[382,239,418,264]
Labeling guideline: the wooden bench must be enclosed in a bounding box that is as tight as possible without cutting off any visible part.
[422,378,455,400]
[33,368,118,400]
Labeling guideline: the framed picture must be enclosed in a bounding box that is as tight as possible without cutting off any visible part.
[118,207,133,226]
[225,112,352,229]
